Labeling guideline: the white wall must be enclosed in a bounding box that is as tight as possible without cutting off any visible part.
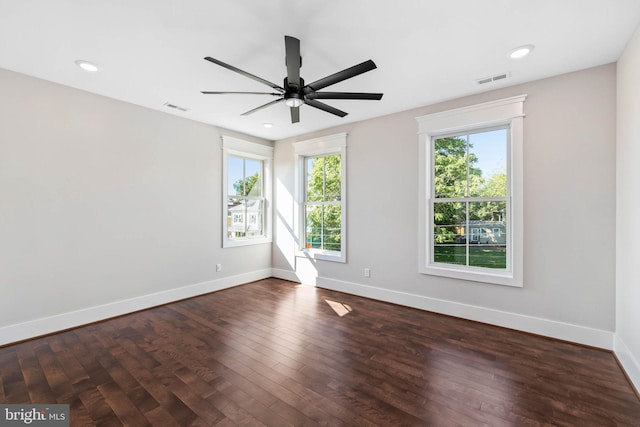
[274,64,617,348]
[616,24,640,393]
[0,68,272,345]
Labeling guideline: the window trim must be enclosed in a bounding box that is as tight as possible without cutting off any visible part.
[222,136,273,248]
[293,133,347,263]
[416,95,526,287]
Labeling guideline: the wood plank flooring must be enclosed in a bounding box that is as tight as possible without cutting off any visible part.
[1,278,639,426]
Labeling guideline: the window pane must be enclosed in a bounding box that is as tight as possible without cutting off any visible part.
[227,198,246,239]
[245,159,263,197]
[227,198,265,240]
[434,136,467,198]
[305,204,341,251]
[305,205,322,249]
[306,155,341,202]
[324,154,341,201]
[468,201,507,269]
[306,157,323,202]
[227,156,244,196]
[323,204,342,251]
[433,201,466,265]
[469,128,507,197]
[245,199,264,237]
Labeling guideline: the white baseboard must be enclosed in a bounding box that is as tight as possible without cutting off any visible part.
[316,276,614,350]
[614,334,640,395]
[0,269,272,347]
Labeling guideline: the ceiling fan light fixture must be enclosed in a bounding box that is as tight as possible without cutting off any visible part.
[284,97,303,108]
[509,45,534,59]
[75,60,99,72]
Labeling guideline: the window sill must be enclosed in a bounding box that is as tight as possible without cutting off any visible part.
[296,249,346,263]
[421,264,522,287]
[223,237,272,248]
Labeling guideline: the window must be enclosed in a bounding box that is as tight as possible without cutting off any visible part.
[222,136,273,248]
[294,133,347,262]
[417,95,525,287]
[304,154,342,252]
[433,127,508,267]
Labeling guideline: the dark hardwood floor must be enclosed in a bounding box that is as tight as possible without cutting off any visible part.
[1,278,639,426]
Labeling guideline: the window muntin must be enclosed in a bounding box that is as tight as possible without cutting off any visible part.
[304,154,342,251]
[432,127,509,271]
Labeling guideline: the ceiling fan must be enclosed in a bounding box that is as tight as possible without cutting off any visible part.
[201,36,383,124]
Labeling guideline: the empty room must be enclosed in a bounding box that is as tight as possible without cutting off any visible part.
[1,1,640,425]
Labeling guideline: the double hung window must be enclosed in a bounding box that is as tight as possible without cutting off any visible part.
[432,127,508,269]
[294,133,347,262]
[417,95,525,286]
[222,136,273,247]
[304,154,342,252]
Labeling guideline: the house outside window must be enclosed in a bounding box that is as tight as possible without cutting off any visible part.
[294,133,347,263]
[222,136,273,248]
[417,95,525,287]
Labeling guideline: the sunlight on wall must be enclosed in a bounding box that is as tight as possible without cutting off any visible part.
[275,177,296,271]
[275,176,319,285]
[294,257,319,286]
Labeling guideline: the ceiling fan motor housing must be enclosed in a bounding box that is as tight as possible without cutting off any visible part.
[284,77,305,106]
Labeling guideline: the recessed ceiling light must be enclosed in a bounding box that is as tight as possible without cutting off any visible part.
[509,45,534,59]
[75,60,99,72]
[263,123,274,128]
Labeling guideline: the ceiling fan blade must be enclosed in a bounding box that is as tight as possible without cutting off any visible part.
[284,36,301,87]
[204,57,285,92]
[305,92,383,100]
[241,98,285,116]
[290,106,300,123]
[201,91,282,95]
[304,60,377,92]
[305,99,348,117]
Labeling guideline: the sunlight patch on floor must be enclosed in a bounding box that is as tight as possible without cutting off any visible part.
[325,299,353,317]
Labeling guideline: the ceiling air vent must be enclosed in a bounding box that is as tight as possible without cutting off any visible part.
[164,102,189,112]
[476,72,510,85]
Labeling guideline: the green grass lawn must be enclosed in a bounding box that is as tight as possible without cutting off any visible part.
[434,245,506,269]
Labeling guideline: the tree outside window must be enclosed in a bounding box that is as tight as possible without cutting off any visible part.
[304,154,342,252]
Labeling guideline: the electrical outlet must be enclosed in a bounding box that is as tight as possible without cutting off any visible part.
[364,268,371,278]
[216,264,222,272]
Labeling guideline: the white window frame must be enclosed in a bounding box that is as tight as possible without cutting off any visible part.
[222,136,273,248]
[416,95,525,287]
[294,133,347,263]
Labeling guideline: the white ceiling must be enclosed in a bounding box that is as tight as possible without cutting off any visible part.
[1,0,640,141]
